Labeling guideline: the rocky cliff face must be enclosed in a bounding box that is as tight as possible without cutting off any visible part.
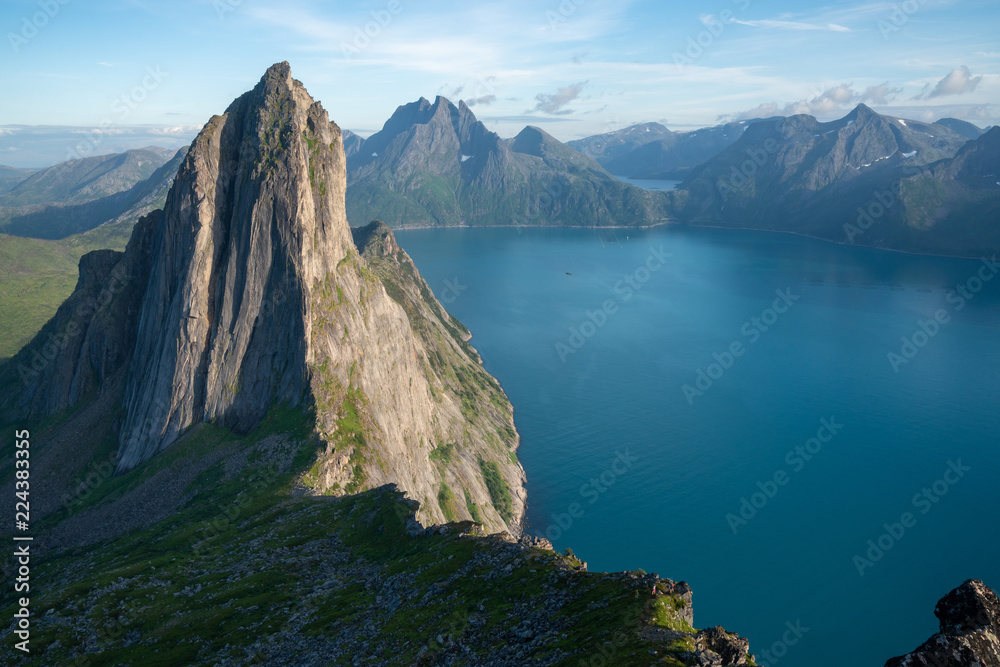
[885,579,1000,667]
[1,62,524,534]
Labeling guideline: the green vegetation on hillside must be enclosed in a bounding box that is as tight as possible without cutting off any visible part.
[0,404,744,666]
[480,458,514,523]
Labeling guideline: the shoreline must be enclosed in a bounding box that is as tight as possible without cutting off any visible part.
[378,219,994,263]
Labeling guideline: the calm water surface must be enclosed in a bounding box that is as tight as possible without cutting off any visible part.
[395,225,1000,667]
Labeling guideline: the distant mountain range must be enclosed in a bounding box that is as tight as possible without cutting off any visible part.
[345,96,673,227]
[0,103,995,260]
[0,147,175,207]
[0,147,183,240]
[675,104,999,256]
[568,119,762,180]
[0,165,38,193]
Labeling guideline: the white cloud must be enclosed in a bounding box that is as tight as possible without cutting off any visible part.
[729,19,851,32]
[924,66,983,98]
[859,82,902,105]
[467,94,497,107]
[723,82,902,121]
[531,81,587,115]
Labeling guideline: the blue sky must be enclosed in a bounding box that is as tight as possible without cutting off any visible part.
[1,0,998,166]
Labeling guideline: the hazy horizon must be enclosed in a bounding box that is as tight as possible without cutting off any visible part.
[1,0,997,166]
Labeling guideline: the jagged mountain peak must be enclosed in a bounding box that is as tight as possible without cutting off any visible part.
[4,62,525,533]
[347,94,508,186]
[510,125,549,156]
[118,61,354,470]
[848,102,879,120]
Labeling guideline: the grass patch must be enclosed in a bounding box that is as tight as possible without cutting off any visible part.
[463,489,483,524]
[437,483,460,522]
[479,459,513,523]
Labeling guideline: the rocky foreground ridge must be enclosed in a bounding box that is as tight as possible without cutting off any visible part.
[1,471,755,666]
[885,579,1000,667]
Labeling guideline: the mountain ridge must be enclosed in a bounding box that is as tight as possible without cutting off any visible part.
[673,104,998,256]
[346,95,674,228]
[2,62,525,533]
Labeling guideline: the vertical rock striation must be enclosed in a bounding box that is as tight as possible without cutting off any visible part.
[118,61,354,470]
[3,62,525,534]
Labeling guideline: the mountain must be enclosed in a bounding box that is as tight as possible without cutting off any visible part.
[567,121,675,162]
[346,96,673,227]
[0,146,174,208]
[342,128,364,158]
[0,147,186,240]
[0,149,187,359]
[0,165,37,194]
[1,62,523,534]
[0,62,756,666]
[934,117,988,141]
[890,126,1000,244]
[675,104,997,256]
[885,579,1000,666]
[569,120,761,180]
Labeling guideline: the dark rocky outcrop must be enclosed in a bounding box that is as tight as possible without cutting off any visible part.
[692,626,753,666]
[885,579,1000,666]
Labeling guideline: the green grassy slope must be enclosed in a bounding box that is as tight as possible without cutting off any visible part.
[0,405,750,666]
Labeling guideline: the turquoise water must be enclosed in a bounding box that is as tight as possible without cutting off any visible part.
[394,225,1000,667]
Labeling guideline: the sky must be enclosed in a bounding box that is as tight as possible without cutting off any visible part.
[1,0,998,167]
